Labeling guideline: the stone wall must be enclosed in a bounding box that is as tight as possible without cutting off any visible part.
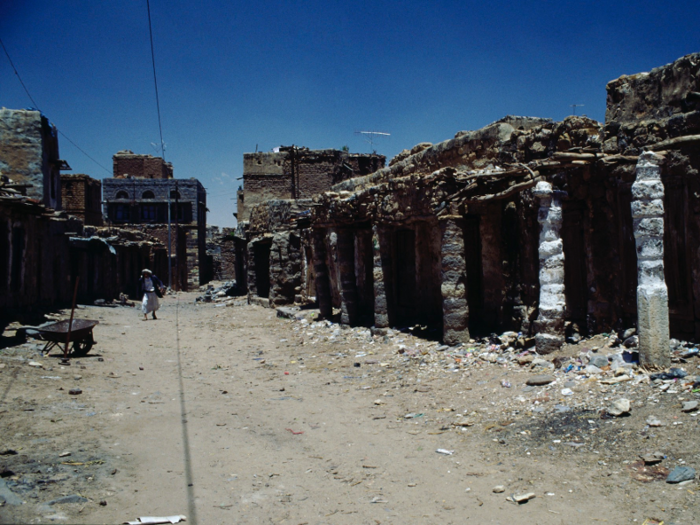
[61,174,103,226]
[0,108,62,210]
[604,53,700,155]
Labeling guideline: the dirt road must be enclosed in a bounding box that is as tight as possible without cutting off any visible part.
[1,293,698,524]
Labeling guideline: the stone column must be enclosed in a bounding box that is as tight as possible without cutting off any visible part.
[533,181,567,354]
[246,238,257,300]
[632,151,670,368]
[372,225,390,328]
[439,217,470,345]
[337,229,359,326]
[311,229,333,319]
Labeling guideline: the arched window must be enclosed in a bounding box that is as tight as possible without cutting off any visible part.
[116,190,129,199]
[170,190,181,200]
[142,190,155,199]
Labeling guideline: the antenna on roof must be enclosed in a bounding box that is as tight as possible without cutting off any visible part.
[355,131,390,153]
[150,141,166,156]
[570,104,584,116]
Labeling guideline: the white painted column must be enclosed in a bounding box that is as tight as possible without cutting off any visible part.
[533,181,567,354]
[632,151,670,368]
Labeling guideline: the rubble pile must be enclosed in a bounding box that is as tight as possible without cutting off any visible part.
[195,280,241,304]
[279,308,700,487]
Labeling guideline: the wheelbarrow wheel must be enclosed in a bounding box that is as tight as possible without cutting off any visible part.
[72,339,93,357]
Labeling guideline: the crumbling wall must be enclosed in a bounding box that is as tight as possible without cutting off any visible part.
[0,109,62,210]
[240,53,700,348]
[604,53,700,155]
[0,198,167,319]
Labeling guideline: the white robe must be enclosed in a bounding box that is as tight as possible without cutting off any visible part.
[141,277,160,315]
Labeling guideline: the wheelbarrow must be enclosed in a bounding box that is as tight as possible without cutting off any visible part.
[38,319,99,357]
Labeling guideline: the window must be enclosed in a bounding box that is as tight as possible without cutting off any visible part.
[114,204,129,221]
[142,190,155,199]
[141,204,157,221]
[116,190,129,199]
[170,202,191,222]
[65,181,73,196]
[170,190,181,200]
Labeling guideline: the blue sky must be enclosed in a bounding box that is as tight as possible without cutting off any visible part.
[1,1,698,227]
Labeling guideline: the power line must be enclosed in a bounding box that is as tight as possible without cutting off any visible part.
[146,0,166,161]
[57,130,112,175]
[0,36,40,109]
[0,36,112,175]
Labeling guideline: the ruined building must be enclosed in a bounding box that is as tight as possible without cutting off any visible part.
[240,53,700,358]
[102,150,209,290]
[233,147,385,301]
[0,108,69,209]
[236,147,385,222]
[61,173,103,226]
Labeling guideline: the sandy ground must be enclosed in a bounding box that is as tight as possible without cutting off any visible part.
[1,292,699,524]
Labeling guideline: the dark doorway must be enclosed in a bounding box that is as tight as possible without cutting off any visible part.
[463,216,485,335]
[253,242,271,298]
[394,229,416,323]
[616,186,638,327]
[664,179,694,337]
[10,227,24,293]
[562,202,588,326]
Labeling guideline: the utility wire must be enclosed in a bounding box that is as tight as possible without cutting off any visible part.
[57,130,112,175]
[1,36,40,109]
[146,0,166,161]
[0,36,112,175]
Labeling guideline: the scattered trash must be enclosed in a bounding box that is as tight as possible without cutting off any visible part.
[48,494,88,505]
[285,428,304,435]
[436,449,454,455]
[650,368,688,381]
[641,452,664,465]
[126,516,187,525]
[646,416,664,427]
[681,400,698,412]
[526,375,554,386]
[507,492,536,504]
[666,466,696,484]
[68,388,82,395]
[492,485,505,493]
[607,398,631,417]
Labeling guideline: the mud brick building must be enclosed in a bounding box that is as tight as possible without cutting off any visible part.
[102,151,209,290]
[236,148,385,223]
[0,108,68,210]
[61,174,103,226]
[0,189,168,319]
[241,53,700,362]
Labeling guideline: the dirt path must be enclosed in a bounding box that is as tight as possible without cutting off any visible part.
[1,293,698,524]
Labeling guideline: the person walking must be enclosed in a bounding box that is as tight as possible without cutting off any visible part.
[139,269,164,320]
